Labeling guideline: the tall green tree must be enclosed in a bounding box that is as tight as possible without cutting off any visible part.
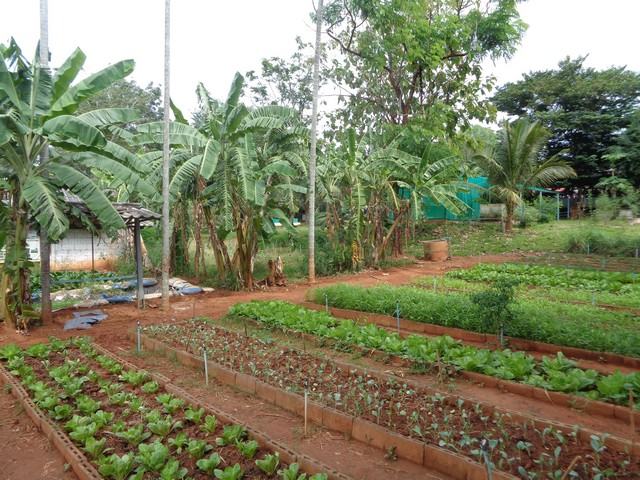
[0,40,152,327]
[474,119,576,232]
[136,73,308,288]
[491,57,640,190]
[606,108,640,188]
[323,0,526,134]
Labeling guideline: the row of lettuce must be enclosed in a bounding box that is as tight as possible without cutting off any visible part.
[308,282,640,358]
[229,301,640,408]
[0,338,326,480]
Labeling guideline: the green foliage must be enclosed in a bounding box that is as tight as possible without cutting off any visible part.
[323,0,526,133]
[200,414,219,434]
[470,280,519,345]
[492,56,640,190]
[565,227,640,257]
[97,454,136,480]
[215,424,247,447]
[255,453,280,475]
[135,441,169,473]
[186,439,214,460]
[114,424,151,447]
[237,439,259,459]
[83,436,109,459]
[312,282,640,358]
[196,452,222,475]
[213,463,243,480]
[229,300,640,404]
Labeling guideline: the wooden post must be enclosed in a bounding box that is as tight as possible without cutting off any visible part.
[134,219,144,309]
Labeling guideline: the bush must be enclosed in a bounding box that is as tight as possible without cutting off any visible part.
[565,229,640,257]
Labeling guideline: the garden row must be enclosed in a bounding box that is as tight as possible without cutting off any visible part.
[0,338,329,480]
[445,263,639,295]
[138,316,638,479]
[309,284,640,358]
[412,276,640,311]
[230,301,640,409]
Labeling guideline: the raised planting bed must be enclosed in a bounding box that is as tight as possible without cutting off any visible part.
[230,300,640,413]
[310,284,640,358]
[138,318,639,479]
[0,338,331,480]
[300,302,640,371]
[446,263,640,295]
[412,276,640,312]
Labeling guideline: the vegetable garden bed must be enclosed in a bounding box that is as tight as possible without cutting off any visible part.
[137,316,639,479]
[299,302,640,371]
[309,284,640,358]
[0,338,332,480]
[231,301,640,412]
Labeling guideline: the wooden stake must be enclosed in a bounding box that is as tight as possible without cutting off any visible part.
[560,456,581,480]
[631,390,636,459]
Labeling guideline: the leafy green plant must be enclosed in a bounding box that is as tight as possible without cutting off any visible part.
[75,394,102,414]
[470,280,519,348]
[119,369,149,387]
[214,464,243,480]
[216,424,246,447]
[196,452,222,475]
[183,405,205,423]
[186,438,214,459]
[255,453,280,475]
[278,463,306,480]
[0,343,23,360]
[68,422,100,443]
[83,436,109,459]
[156,393,186,413]
[114,424,152,447]
[168,433,189,453]
[141,380,160,394]
[135,441,169,473]
[238,439,259,459]
[147,415,183,437]
[200,414,219,434]
[159,458,188,480]
[97,453,136,480]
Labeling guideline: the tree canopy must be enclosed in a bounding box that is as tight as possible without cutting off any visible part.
[491,56,640,190]
[323,0,527,135]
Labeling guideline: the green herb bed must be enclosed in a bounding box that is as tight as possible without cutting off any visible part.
[0,338,327,480]
[310,284,640,358]
[229,301,640,408]
[446,263,640,295]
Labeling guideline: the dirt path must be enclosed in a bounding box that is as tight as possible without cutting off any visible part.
[1,253,635,479]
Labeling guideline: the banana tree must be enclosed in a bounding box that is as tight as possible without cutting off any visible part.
[135,73,307,288]
[0,39,153,327]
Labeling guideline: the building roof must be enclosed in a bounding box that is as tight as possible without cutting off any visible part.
[63,190,161,227]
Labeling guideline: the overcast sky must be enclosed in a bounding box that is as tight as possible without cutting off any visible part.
[2,0,640,120]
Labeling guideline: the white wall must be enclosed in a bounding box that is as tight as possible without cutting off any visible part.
[50,229,123,271]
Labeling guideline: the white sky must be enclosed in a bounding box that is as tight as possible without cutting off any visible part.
[2,0,640,120]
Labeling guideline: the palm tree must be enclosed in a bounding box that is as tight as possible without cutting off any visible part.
[0,40,152,327]
[308,0,324,284]
[475,119,576,232]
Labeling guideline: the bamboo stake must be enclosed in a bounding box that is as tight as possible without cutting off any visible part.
[304,380,308,438]
[631,390,636,460]
[560,456,581,480]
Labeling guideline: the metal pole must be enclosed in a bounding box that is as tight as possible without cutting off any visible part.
[396,299,400,332]
[137,321,141,353]
[325,294,328,312]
